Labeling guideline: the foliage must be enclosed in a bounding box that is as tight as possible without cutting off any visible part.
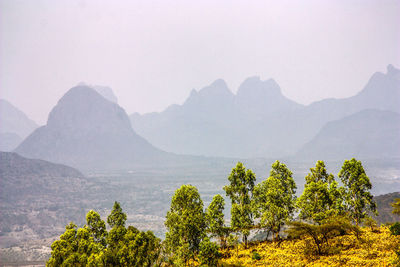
[363,217,378,232]
[390,222,400,236]
[392,198,400,216]
[198,237,220,266]
[86,210,107,246]
[251,250,261,260]
[165,184,206,265]
[107,201,127,228]
[221,226,398,266]
[47,205,161,267]
[297,160,342,224]
[286,216,360,255]
[252,160,296,240]
[338,158,377,225]
[205,194,228,247]
[223,162,256,247]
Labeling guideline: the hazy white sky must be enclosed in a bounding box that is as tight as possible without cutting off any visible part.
[1,0,399,124]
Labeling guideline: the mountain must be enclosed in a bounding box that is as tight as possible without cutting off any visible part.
[297,109,400,160]
[131,77,302,157]
[131,65,400,159]
[289,64,400,148]
[0,99,38,151]
[15,86,167,171]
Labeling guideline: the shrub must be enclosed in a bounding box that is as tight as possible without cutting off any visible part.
[199,237,220,266]
[390,222,400,236]
[251,251,261,260]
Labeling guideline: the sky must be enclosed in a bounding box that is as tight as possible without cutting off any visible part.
[1,0,399,125]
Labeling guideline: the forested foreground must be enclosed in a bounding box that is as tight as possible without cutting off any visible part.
[47,158,400,266]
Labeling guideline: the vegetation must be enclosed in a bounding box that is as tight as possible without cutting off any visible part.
[296,160,342,224]
[252,160,296,240]
[164,185,206,265]
[393,198,400,215]
[223,162,256,247]
[221,226,399,266]
[338,158,377,225]
[47,158,396,266]
[47,202,161,266]
[205,194,228,247]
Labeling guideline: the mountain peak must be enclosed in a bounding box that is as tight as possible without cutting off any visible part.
[16,85,163,170]
[184,79,234,106]
[210,78,228,88]
[237,76,281,97]
[47,85,129,131]
[387,64,400,76]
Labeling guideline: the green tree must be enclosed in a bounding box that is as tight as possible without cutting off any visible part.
[287,216,360,255]
[47,222,102,267]
[165,184,206,266]
[223,162,256,247]
[392,198,400,216]
[253,161,296,240]
[86,210,107,246]
[297,161,342,224]
[205,194,228,247]
[107,201,127,228]
[338,158,377,225]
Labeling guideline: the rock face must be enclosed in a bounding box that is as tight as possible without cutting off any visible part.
[297,109,400,160]
[15,86,165,171]
[131,65,400,159]
[0,99,38,151]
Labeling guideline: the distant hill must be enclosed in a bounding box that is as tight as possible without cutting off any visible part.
[297,109,400,160]
[131,65,400,159]
[373,191,400,224]
[15,86,168,171]
[0,99,38,151]
[0,152,88,246]
[0,133,22,152]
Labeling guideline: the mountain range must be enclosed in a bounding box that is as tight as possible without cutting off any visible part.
[7,65,400,171]
[131,64,400,159]
[0,99,38,151]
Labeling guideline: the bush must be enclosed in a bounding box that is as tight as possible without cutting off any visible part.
[252,251,261,260]
[390,222,400,236]
[199,237,221,266]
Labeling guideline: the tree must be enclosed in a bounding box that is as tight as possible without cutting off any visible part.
[165,184,206,265]
[338,158,377,225]
[47,205,161,267]
[287,216,360,255]
[107,201,127,228]
[86,210,107,246]
[253,161,296,240]
[223,162,256,247]
[297,161,342,224]
[47,222,103,266]
[205,194,228,247]
[392,198,400,216]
